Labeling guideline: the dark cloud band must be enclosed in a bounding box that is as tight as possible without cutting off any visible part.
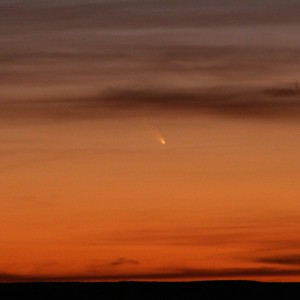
[2,267,300,282]
[1,86,299,122]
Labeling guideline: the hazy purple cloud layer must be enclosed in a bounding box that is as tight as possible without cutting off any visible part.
[1,0,299,122]
[1,0,300,34]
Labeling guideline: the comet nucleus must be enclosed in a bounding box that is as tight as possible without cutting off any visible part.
[160,137,166,145]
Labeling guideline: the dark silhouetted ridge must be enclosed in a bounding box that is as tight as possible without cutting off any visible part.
[1,281,300,299]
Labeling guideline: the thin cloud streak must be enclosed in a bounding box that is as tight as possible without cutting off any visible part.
[3,267,300,282]
[109,258,140,267]
[255,255,300,266]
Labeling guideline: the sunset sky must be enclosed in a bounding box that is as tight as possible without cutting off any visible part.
[1,0,300,282]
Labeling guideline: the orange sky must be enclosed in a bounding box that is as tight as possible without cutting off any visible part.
[1,115,300,282]
[1,0,300,282]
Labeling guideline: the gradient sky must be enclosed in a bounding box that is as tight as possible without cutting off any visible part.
[1,0,300,282]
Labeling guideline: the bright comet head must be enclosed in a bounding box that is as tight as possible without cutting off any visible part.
[149,127,166,145]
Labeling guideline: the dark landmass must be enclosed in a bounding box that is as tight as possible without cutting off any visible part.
[1,281,300,299]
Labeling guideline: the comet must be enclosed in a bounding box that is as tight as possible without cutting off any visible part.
[149,127,166,145]
[159,137,166,145]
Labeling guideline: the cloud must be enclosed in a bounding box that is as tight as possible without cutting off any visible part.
[1,86,300,123]
[263,87,300,97]
[100,87,300,119]
[2,45,299,93]
[109,258,140,267]
[2,267,300,282]
[0,273,25,282]
[1,0,300,35]
[255,255,300,266]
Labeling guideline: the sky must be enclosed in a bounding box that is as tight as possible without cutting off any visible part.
[1,0,300,282]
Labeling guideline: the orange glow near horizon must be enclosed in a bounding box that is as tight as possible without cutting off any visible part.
[1,115,300,282]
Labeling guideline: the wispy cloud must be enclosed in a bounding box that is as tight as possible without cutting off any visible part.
[109,258,140,267]
[255,255,300,266]
[2,267,300,282]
